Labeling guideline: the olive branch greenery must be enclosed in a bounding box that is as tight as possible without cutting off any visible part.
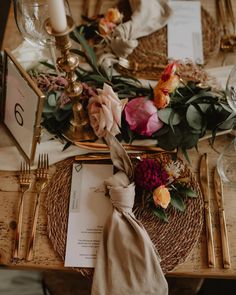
[30,28,236,154]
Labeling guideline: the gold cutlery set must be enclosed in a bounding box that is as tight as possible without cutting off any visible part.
[199,153,231,269]
[13,154,49,262]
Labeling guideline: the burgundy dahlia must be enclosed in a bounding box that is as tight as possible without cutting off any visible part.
[134,159,169,191]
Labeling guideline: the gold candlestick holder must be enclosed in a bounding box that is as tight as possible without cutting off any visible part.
[45,16,96,142]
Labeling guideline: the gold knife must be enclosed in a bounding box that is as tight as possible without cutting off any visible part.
[199,153,215,268]
[214,167,231,269]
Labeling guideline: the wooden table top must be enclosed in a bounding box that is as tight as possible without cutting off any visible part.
[0,134,236,278]
[1,0,236,279]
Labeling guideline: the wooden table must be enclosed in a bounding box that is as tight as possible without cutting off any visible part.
[0,130,236,278]
[1,0,236,280]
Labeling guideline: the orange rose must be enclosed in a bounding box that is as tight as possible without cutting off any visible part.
[153,185,171,209]
[154,62,180,109]
[105,8,122,24]
[153,89,170,109]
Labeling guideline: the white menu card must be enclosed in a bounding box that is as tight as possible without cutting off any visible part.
[168,1,204,64]
[64,163,113,268]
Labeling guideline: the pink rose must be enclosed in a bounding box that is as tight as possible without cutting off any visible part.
[124,97,163,137]
[88,83,124,137]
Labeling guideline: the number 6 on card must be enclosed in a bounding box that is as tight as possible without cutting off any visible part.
[0,49,45,164]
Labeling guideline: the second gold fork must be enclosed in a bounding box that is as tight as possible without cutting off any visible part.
[26,154,49,261]
[13,162,31,260]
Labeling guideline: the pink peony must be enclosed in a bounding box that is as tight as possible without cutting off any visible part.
[88,83,124,137]
[124,97,163,137]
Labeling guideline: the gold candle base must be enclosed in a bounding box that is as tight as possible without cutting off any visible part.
[45,17,96,142]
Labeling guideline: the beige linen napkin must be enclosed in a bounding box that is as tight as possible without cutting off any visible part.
[91,132,168,295]
[98,0,172,70]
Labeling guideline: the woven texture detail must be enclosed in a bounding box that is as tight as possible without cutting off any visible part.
[45,154,204,275]
[116,7,220,80]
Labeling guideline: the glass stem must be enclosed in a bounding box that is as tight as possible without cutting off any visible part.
[47,39,59,74]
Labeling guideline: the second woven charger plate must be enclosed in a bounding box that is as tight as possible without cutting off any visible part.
[116,7,220,80]
[45,154,204,275]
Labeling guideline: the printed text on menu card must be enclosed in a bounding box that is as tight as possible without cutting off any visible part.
[168,1,203,64]
[65,163,113,267]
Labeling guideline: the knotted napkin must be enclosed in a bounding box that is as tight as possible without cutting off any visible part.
[98,0,172,70]
[91,132,168,295]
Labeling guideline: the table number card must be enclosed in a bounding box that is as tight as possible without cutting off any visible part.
[1,49,45,163]
[168,1,204,64]
[65,163,113,268]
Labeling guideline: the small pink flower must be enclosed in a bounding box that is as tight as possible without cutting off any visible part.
[124,97,163,137]
[98,18,116,36]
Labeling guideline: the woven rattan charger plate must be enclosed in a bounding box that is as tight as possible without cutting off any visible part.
[45,153,204,275]
[116,7,220,80]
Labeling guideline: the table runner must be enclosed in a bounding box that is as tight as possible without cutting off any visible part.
[0,42,233,171]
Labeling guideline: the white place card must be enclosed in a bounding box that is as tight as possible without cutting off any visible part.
[167,1,204,64]
[64,163,113,268]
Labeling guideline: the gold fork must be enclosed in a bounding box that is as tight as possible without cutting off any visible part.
[13,162,31,260]
[26,154,49,261]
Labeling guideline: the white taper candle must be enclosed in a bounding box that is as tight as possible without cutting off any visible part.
[47,0,67,33]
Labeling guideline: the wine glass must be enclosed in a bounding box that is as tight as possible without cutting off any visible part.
[217,137,236,184]
[225,64,236,112]
[13,0,71,67]
[217,65,236,184]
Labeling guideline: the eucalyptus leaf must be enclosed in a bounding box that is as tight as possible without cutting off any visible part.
[186,91,221,104]
[43,104,55,113]
[47,93,58,107]
[156,126,182,150]
[157,108,181,125]
[180,129,199,149]
[60,102,72,111]
[170,192,186,212]
[180,147,190,163]
[219,102,234,113]
[54,109,72,122]
[186,104,203,130]
[153,207,168,223]
[218,117,235,129]
[173,184,197,198]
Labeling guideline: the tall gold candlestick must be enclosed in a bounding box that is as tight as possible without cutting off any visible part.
[45,16,96,142]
